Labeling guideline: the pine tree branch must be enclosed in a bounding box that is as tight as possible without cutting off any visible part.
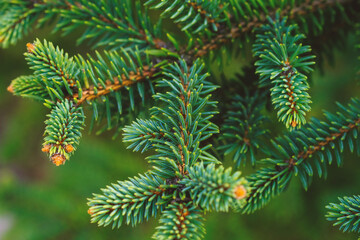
[123,119,168,153]
[326,195,360,233]
[7,75,49,101]
[145,0,225,34]
[218,91,269,167]
[183,0,356,58]
[0,0,50,47]
[56,0,165,49]
[181,163,249,212]
[42,99,85,166]
[73,65,158,105]
[88,173,177,228]
[1,0,166,49]
[243,98,360,213]
[148,59,220,178]
[253,14,314,129]
[153,202,206,240]
[187,1,220,27]
[24,39,79,99]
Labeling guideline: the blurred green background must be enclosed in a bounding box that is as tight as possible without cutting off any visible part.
[0,24,359,240]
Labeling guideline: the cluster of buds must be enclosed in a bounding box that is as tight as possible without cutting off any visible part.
[234,185,247,200]
[42,144,74,166]
[26,43,36,53]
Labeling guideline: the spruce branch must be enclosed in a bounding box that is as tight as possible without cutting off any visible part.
[183,0,358,59]
[73,47,164,131]
[243,98,360,214]
[253,13,315,129]
[90,59,249,239]
[181,163,249,212]
[145,0,226,33]
[42,99,85,166]
[24,39,80,99]
[55,0,165,50]
[3,0,359,238]
[123,59,220,178]
[218,91,269,167]
[8,39,163,164]
[7,75,49,101]
[326,195,360,233]
[123,119,169,153]
[153,202,206,240]
[147,59,219,177]
[0,0,166,50]
[73,50,161,107]
[0,0,51,47]
[88,173,177,228]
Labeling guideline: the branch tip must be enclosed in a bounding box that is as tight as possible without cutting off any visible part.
[234,185,247,200]
[51,153,66,166]
[26,43,36,53]
[7,84,14,93]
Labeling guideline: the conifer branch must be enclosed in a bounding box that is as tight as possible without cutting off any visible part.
[42,99,85,166]
[243,98,360,214]
[181,163,249,212]
[153,202,206,240]
[0,0,51,47]
[253,14,315,129]
[89,59,249,236]
[218,91,269,167]
[8,39,163,163]
[326,195,360,233]
[56,0,165,49]
[146,59,219,177]
[0,0,165,50]
[72,65,158,106]
[88,173,177,228]
[3,1,359,238]
[145,0,225,33]
[24,39,79,97]
[184,0,357,58]
[123,119,168,153]
[8,75,49,101]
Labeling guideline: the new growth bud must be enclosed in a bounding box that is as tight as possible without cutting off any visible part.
[7,84,14,93]
[65,144,74,153]
[51,153,66,166]
[41,144,51,153]
[234,185,247,200]
[26,43,36,53]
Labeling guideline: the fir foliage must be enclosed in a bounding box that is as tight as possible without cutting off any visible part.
[218,91,268,167]
[73,47,163,130]
[145,0,226,33]
[153,202,206,240]
[0,0,50,47]
[326,195,360,233]
[42,99,85,166]
[54,0,162,50]
[124,59,220,178]
[181,163,249,212]
[11,38,164,161]
[3,0,360,238]
[8,75,49,101]
[253,13,315,129]
[88,173,176,228]
[88,59,248,235]
[243,98,360,214]
[24,39,80,100]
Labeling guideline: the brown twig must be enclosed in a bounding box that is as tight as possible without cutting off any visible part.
[182,0,354,59]
[72,66,157,105]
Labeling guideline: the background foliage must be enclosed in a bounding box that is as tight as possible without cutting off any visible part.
[0,16,359,240]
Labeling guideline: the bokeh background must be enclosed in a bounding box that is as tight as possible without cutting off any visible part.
[0,20,359,240]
